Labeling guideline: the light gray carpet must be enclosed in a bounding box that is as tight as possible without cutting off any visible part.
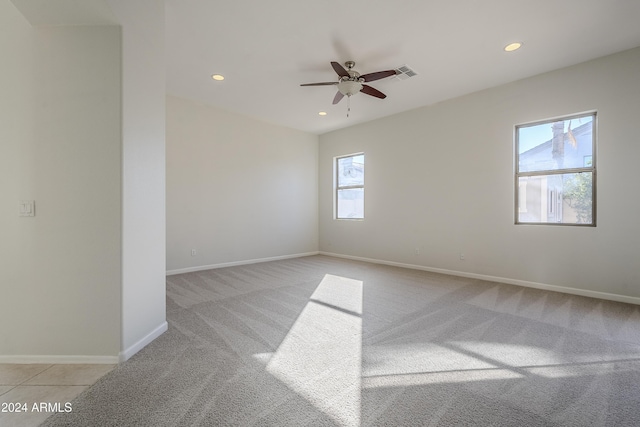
[43,255,640,426]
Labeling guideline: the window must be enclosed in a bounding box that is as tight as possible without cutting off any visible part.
[335,153,364,219]
[515,112,596,226]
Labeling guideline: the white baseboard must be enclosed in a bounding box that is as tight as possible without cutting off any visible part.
[0,355,119,364]
[320,251,640,306]
[166,251,320,276]
[0,322,169,365]
[119,321,168,362]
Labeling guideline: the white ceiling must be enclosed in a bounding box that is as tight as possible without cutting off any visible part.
[165,0,640,135]
[17,0,640,135]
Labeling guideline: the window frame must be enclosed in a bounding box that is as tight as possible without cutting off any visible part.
[514,112,597,226]
[335,152,365,220]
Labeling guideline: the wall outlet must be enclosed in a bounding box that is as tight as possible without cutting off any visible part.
[414,247,420,255]
[191,249,197,256]
[459,253,465,260]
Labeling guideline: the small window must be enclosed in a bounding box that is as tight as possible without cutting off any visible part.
[335,153,364,219]
[515,112,596,226]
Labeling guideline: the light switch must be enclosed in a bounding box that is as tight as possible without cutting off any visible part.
[19,200,35,217]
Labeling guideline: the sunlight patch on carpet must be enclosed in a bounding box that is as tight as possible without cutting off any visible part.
[362,367,523,388]
[259,274,363,427]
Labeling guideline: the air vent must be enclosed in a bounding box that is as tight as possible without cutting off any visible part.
[393,64,418,80]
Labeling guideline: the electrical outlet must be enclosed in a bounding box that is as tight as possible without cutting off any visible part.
[459,253,465,260]
[414,247,420,255]
[191,249,197,256]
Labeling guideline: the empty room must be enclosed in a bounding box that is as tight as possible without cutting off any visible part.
[2,0,640,426]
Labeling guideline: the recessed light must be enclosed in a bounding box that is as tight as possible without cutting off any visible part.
[211,74,225,81]
[318,111,327,116]
[504,42,522,52]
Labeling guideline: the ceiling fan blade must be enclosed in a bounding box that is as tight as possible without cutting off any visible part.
[331,61,349,78]
[333,91,345,104]
[360,70,397,82]
[361,84,387,99]
[300,82,338,86]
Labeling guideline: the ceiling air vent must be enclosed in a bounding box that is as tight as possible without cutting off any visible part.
[393,64,418,81]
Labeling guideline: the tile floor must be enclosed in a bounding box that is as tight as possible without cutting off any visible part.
[0,364,115,427]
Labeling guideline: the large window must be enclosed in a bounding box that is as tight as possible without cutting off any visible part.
[515,112,596,226]
[336,153,364,219]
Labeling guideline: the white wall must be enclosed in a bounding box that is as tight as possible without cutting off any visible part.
[1,0,166,362]
[319,47,640,301]
[166,95,319,273]
[106,0,167,361]
[0,0,122,359]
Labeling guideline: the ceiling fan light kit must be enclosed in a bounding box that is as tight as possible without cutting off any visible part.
[301,61,398,116]
[337,80,363,97]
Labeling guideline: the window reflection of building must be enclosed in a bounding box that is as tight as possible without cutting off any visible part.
[517,118,594,224]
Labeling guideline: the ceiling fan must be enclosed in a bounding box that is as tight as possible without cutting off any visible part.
[301,61,397,105]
